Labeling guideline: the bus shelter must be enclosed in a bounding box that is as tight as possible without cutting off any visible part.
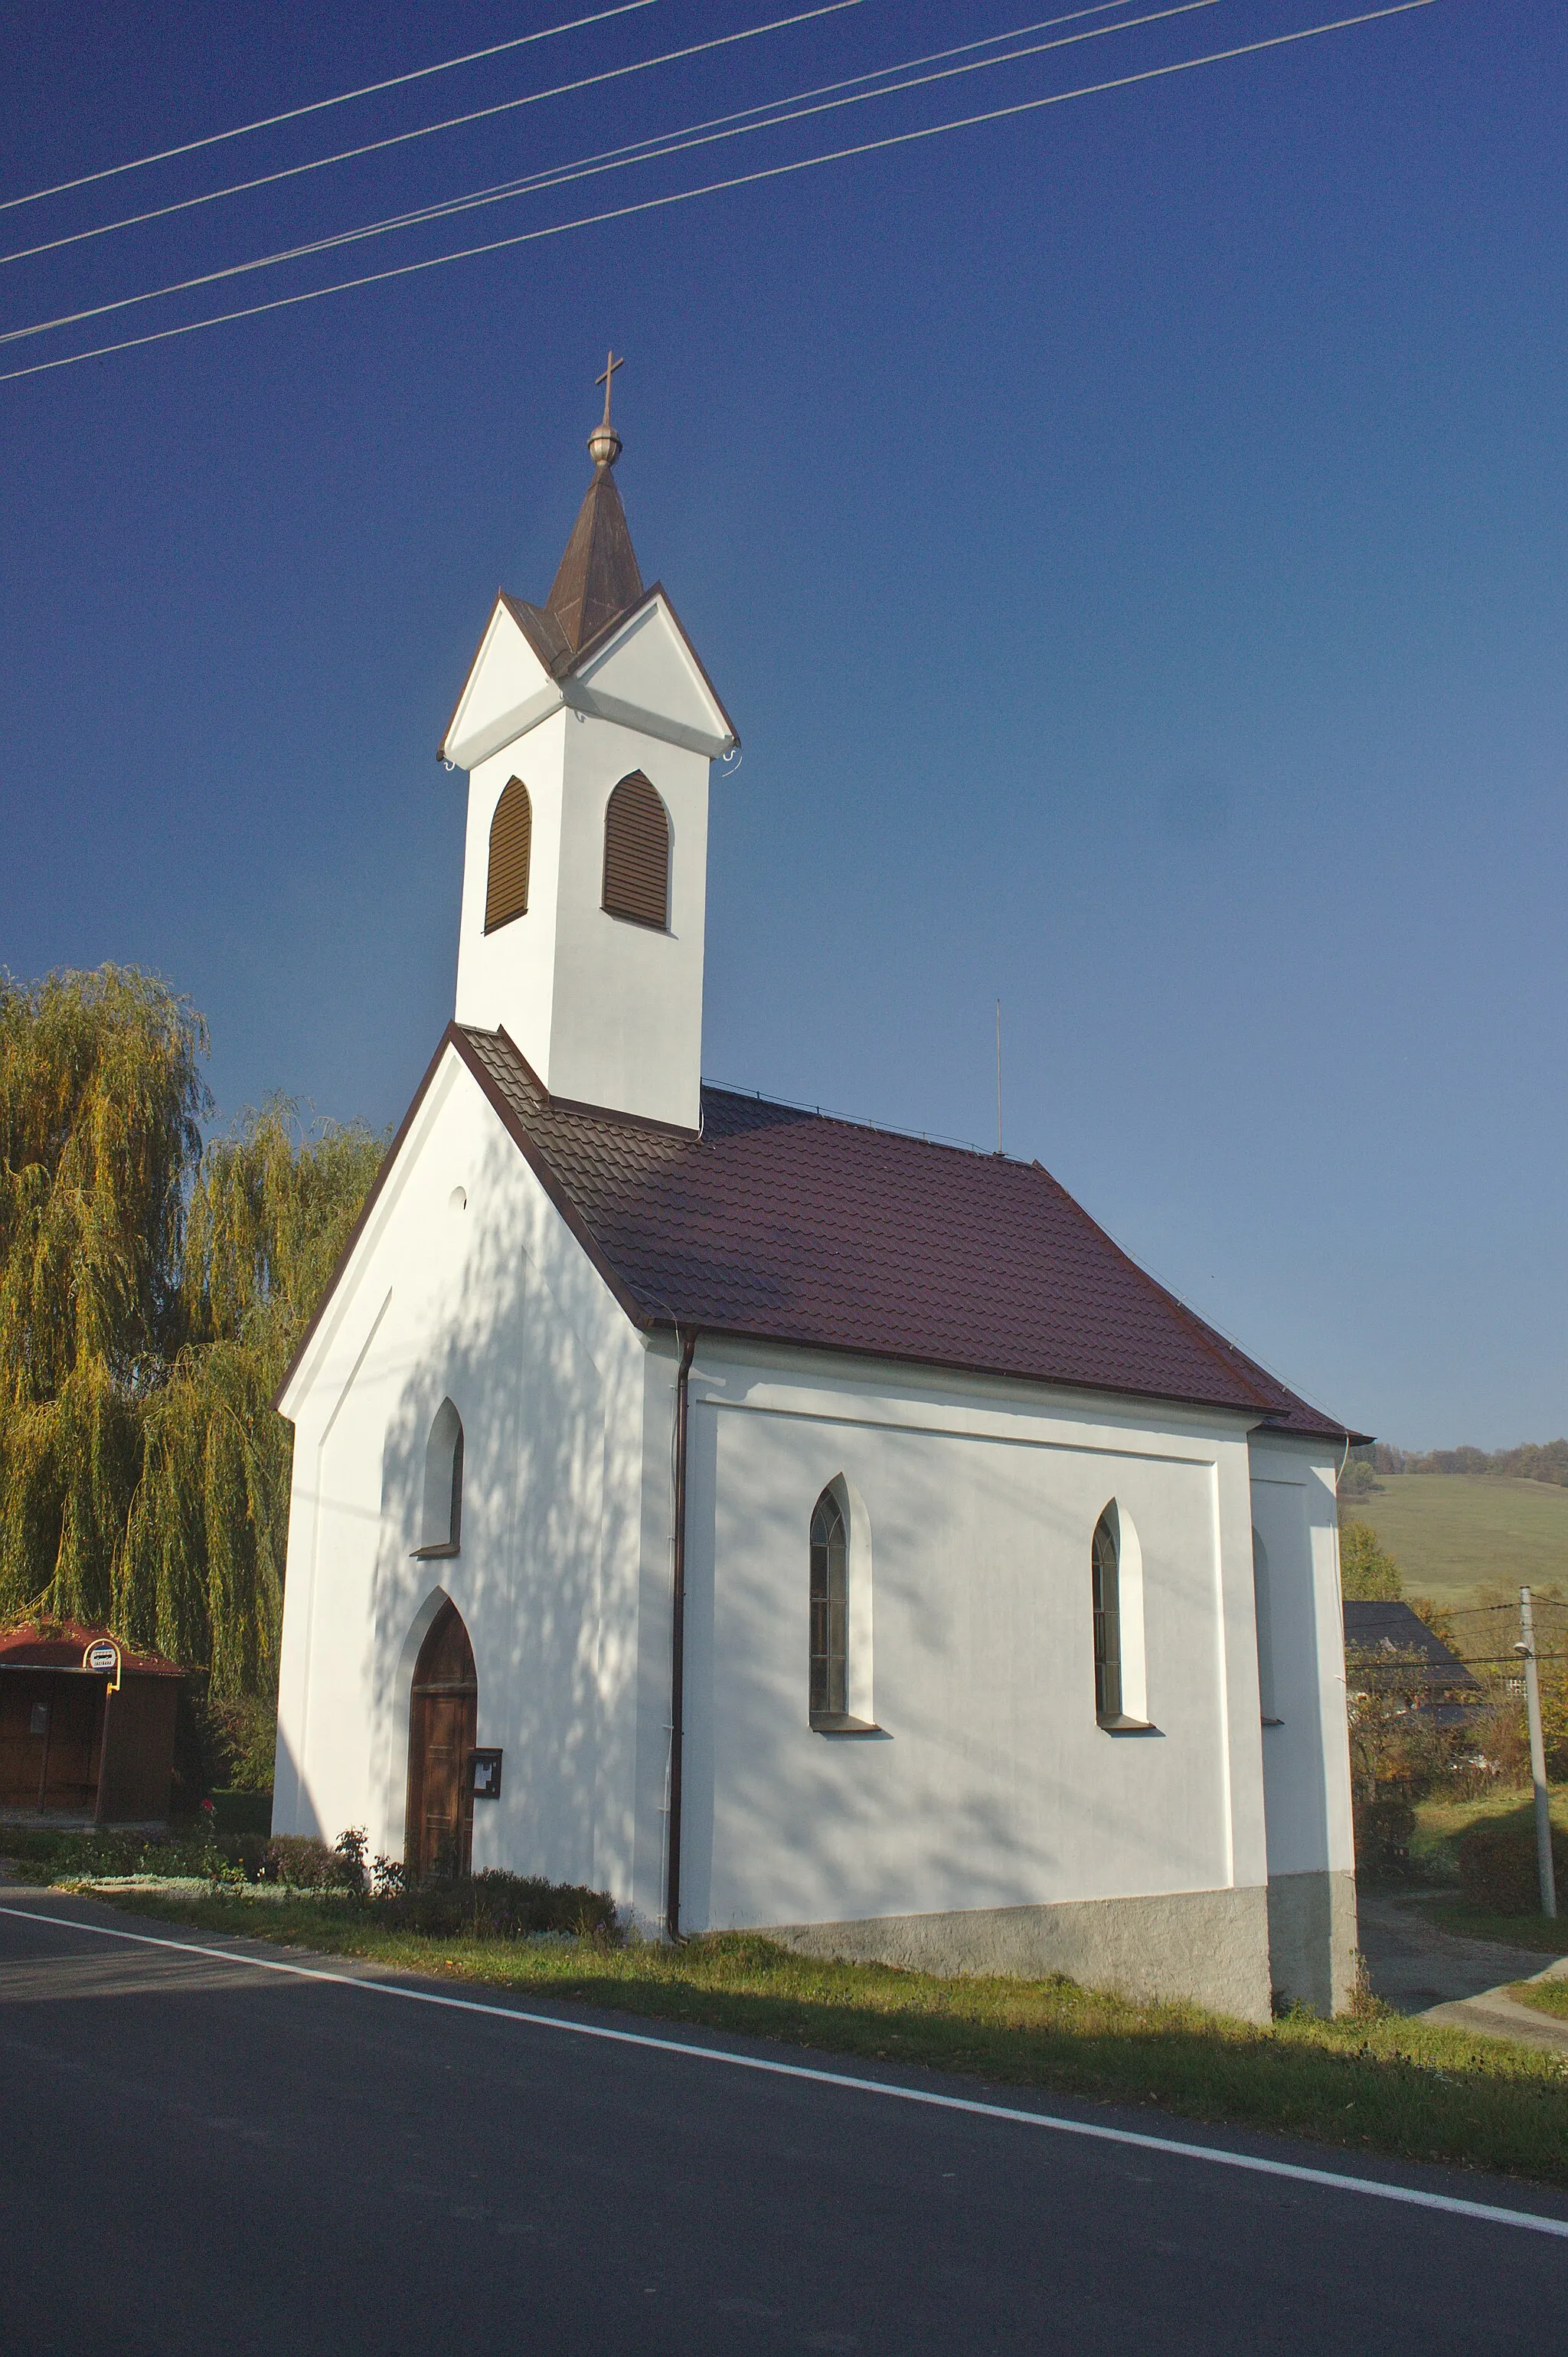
[0,1623,185,1824]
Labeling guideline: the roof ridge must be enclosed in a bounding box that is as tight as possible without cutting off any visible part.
[701,1081,990,1159]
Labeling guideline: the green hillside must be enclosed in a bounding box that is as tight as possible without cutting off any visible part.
[1346,1473,1568,1608]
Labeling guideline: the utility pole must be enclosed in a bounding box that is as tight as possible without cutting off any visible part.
[1514,1587,1557,1919]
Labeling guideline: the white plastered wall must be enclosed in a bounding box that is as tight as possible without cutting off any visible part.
[273,1048,648,1897]
[545,711,709,1127]
[661,1342,1272,1937]
[1247,1434,1356,1881]
[453,708,568,1085]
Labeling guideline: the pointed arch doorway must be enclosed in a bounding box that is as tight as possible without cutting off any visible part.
[405,1599,477,1878]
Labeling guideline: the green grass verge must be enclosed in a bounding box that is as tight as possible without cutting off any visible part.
[83,1884,1568,2191]
[1410,1790,1568,1886]
[1400,1793,1568,1947]
[1347,1473,1568,1609]
[1511,1980,1568,2022]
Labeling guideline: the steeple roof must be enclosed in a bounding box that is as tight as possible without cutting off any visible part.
[544,461,644,652]
[438,358,737,768]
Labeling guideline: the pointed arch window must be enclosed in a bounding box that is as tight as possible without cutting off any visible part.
[485,776,531,932]
[1092,1502,1153,1731]
[414,1399,463,1558]
[1092,1511,1122,1726]
[602,771,669,930]
[809,1486,848,1724]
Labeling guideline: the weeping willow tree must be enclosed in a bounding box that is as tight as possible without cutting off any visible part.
[0,966,384,1695]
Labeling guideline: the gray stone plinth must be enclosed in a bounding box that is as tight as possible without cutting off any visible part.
[1266,1868,1358,2016]
[760,1884,1273,2023]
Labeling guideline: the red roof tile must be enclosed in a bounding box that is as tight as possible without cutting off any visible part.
[451,1027,1359,1444]
[0,1622,185,1675]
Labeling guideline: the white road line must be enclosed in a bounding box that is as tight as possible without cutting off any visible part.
[4,1899,1566,2243]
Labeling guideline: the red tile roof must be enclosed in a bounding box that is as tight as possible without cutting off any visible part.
[449,1026,1359,1444]
[0,1622,184,1675]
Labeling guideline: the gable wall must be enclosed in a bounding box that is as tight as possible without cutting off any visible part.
[665,1344,1271,1940]
[273,1051,647,1892]
[443,601,554,766]
[573,597,727,743]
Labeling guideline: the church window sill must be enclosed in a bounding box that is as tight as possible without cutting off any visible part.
[411,1541,461,1560]
[1098,1715,1160,1735]
[809,1713,882,1735]
[602,907,669,934]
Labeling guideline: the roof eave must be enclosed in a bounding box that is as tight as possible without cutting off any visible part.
[446,1027,656,1332]
[437,593,565,769]
[272,1029,459,1414]
[628,1317,1332,1432]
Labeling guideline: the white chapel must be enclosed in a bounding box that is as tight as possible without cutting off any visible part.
[273,378,1361,2022]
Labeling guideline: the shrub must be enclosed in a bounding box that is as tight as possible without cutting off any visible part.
[240,1834,353,1889]
[1340,1520,1403,1600]
[1455,1813,1568,1915]
[376,1869,620,1942]
[0,1825,227,1884]
[210,1789,272,1836]
[1539,1664,1568,1783]
[1353,1787,1416,1879]
[1345,1646,1458,1806]
[203,1696,279,1794]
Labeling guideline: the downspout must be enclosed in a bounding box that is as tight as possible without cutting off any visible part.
[665,1326,698,1943]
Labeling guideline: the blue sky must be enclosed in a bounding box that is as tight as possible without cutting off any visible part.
[2,0,1563,1450]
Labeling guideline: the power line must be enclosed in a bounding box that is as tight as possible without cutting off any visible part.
[0,0,867,270]
[1443,1599,1568,1616]
[0,0,662,216]
[0,0,1227,349]
[0,0,1441,388]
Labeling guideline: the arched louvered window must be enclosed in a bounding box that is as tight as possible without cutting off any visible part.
[1092,1509,1122,1725]
[602,771,669,930]
[415,1399,463,1557]
[809,1486,848,1724]
[485,776,531,932]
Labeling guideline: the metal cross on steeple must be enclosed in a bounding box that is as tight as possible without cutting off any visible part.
[588,351,626,468]
[596,351,625,426]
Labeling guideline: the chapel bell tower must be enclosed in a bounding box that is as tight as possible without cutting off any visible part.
[440,360,737,1133]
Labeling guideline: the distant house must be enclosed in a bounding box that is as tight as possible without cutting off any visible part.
[1342,1601,1481,1713]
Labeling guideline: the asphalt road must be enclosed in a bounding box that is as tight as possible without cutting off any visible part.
[2,1893,1565,2356]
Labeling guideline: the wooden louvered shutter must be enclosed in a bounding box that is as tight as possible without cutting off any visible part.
[485,777,531,932]
[602,772,669,930]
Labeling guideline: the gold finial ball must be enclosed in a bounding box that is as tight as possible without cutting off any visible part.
[587,422,622,468]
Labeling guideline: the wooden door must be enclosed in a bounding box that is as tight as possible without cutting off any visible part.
[405,1601,477,1879]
